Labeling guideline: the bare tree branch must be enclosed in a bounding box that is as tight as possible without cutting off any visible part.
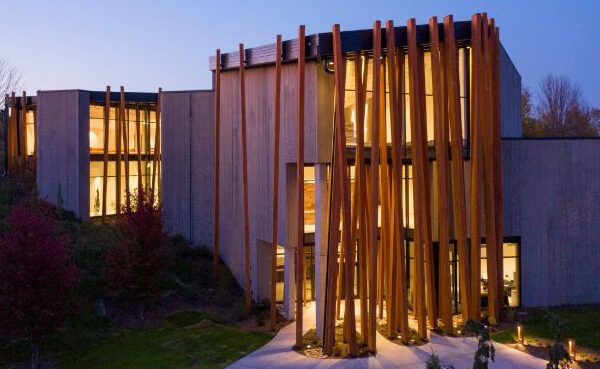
[0,57,22,108]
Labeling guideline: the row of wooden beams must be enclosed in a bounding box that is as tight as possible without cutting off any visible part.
[239,44,252,311]
[270,36,282,330]
[213,50,221,279]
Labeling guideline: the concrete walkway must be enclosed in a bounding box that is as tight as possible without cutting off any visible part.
[227,303,547,369]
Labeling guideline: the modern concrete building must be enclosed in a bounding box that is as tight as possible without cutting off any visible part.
[2,13,599,353]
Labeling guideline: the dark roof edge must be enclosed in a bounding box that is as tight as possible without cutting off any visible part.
[208,20,472,71]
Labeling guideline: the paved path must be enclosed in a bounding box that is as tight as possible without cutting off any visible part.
[228,303,547,369]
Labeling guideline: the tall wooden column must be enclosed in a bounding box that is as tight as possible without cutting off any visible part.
[136,104,142,192]
[213,50,221,278]
[270,36,282,330]
[429,17,453,333]
[239,44,252,311]
[120,87,130,209]
[407,18,428,340]
[443,15,471,322]
[102,86,110,219]
[115,87,122,215]
[20,92,27,173]
[295,25,306,348]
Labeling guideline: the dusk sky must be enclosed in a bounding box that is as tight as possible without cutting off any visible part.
[1,0,599,106]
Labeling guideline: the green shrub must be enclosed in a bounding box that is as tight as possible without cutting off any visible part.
[465,320,495,369]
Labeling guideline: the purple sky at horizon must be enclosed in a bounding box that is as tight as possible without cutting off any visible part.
[1,0,599,107]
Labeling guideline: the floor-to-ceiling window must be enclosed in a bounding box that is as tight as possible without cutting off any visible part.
[89,103,159,217]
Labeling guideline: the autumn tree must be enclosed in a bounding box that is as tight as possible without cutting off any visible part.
[106,188,171,319]
[0,200,80,369]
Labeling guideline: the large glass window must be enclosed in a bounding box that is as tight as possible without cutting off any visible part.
[343,49,469,151]
[481,241,521,308]
[89,103,159,217]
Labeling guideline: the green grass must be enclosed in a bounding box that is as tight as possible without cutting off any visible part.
[2,311,272,369]
[491,306,600,352]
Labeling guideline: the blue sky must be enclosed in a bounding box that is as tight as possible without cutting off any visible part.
[1,0,599,106]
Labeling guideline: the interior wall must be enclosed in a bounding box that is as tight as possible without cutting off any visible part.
[36,90,89,219]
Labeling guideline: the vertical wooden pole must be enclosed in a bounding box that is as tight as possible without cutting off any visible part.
[136,104,142,192]
[239,44,252,311]
[368,20,382,352]
[154,88,162,201]
[10,92,17,175]
[492,24,505,311]
[102,86,110,219]
[295,26,306,348]
[32,104,37,174]
[443,15,471,322]
[331,23,357,355]
[116,88,122,215]
[429,17,453,333]
[270,37,282,330]
[120,87,130,209]
[407,18,428,340]
[214,50,221,279]
[20,91,27,173]
[354,54,370,343]
[469,14,483,321]
[480,13,499,325]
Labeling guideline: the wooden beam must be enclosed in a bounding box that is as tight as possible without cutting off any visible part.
[156,88,162,200]
[121,87,130,209]
[102,86,110,220]
[270,37,282,330]
[492,24,505,311]
[10,92,16,175]
[429,17,453,334]
[239,43,252,311]
[32,104,37,174]
[295,25,306,348]
[368,20,381,352]
[20,91,27,173]
[214,50,221,279]
[331,22,357,355]
[116,87,122,215]
[136,104,142,192]
[480,14,499,324]
[386,19,409,342]
[407,18,428,340]
[353,54,370,343]
[443,15,471,322]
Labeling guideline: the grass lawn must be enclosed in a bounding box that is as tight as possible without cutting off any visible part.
[491,306,600,352]
[2,311,273,369]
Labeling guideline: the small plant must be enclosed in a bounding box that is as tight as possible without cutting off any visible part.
[465,319,495,369]
[106,188,170,320]
[546,310,571,369]
[0,200,80,369]
[426,348,443,369]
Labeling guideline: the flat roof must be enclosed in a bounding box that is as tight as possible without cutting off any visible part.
[208,20,472,71]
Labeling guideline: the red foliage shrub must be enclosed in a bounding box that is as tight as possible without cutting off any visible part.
[0,200,80,342]
[106,188,170,308]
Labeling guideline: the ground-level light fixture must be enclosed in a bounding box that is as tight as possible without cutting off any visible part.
[517,324,524,343]
[568,339,576,358]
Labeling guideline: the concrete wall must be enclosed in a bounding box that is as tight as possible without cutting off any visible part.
[162,91,215,248]
[502,138,600,307]
[36,90,89,219]
[499,44,522,138]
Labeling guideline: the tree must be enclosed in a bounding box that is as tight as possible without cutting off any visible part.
[522,86,541,136]
[0,200,80,369]
[536,75,599,137]
[0,56,22,108]
[106,188,170,319]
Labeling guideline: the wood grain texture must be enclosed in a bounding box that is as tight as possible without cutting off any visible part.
[295,25,305,348]
[102,86,110,219]
[443,15,471,322]
[120,87,130,209]
[239,43,252,311]
[429,17,453,333]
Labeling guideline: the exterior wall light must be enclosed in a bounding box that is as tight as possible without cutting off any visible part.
[324,59,334,73]
[568,339,576,358]
[517,324,524,343]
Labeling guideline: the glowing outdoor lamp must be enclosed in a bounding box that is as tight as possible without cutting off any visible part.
[517,324,524,343]
[568,339,576,358]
